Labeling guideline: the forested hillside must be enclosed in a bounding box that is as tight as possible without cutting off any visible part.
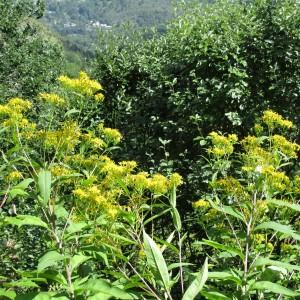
[43,0,176,61]
[44,0,174,32]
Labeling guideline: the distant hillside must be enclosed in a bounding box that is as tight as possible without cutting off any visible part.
[42,0,177,72]
[44,0,175,34]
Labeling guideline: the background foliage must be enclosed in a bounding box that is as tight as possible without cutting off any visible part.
[0,0,64,100]
[93,0,300,205]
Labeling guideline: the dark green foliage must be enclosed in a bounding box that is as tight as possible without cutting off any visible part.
[93,0,300,203]
[0,0,64,99]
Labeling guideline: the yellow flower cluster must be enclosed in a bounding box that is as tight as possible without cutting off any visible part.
[169,173,183,187]
[50,165,73,177]
[208,132,238,157]
[39,93,66,106]
[193,199,210,209]
[42,121,81,152]
[292,176,300,194]
[126,172,183,194]
[58,72,104,101]
[3,98,32,114]
[148,174,170,194]
[256,199,268,214]
[127,172,150,191]
[281,243,295,254]
[262,110,293,129]
[212,177,247,199]
[242,147,277,173]
[254,123,264,135]
[101,158,137,179]
[253,234,265,245]
[241,135,261,151]
[0,98,36,132]
[271,135,299,158]
[6,170,22,182]
[261,166,290,192]
[73,186,119,219]
[82,132,105,150]
[101,126,122,145]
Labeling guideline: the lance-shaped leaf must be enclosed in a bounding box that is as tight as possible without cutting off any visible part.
[255,221,300,240]
[201,240,244,259]
[38,170,52,205]
[252,257,300,272]
[250,281,300,297]
[266,199,300,213]
[5,215,48,229]
[182,258,208,300]
[143,230,170,293]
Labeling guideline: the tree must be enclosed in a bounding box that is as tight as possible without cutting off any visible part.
[0,0,64,100]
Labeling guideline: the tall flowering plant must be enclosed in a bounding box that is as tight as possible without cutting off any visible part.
[194,110,300,299]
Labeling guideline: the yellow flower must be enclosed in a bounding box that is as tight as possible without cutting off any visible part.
[213,177,246,198]
[102,127,122,144]
[254,123,264,135]
[253,234,265,244]
[169,173,183,187]
[241,135,261,151]
[261,166,290,192]
[193,199,210,209]
[94,93,105,102]
[42,121,81,152]
[271,135,299,158]
[262,110,293,129]
[58,72,103,97]
[50,165,73,177]
[6,170,22,181]
[127,172,150,190]
[7,98,32,113]
[208,132,237,157]
[149,174,169,194]
[82,133,105,149]
[256,200,268,214]
[39,93,66,106]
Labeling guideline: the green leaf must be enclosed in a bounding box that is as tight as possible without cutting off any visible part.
[169,185,177,208]
[0,288,16,300]
[38,170,52,205]
[266,199,300,212]
[208,272,242,284]
[252,257,300,272]
[77,279,137,299]
[182,258,208,300]
[9,189,28,197]
[255,221,300,240]
[171,207,182,231]
[5,279,39,288]
[250,281,299,297]
[201,240,244,259]
[208,200,244,222]
[201,290,231,300]
[70,254,91,272]
[64,108,80,117]
[143,230,170,292]
[66,221,88,234]
[38,251,65,271]
[14,178,34,190]
[5,215,48,229]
